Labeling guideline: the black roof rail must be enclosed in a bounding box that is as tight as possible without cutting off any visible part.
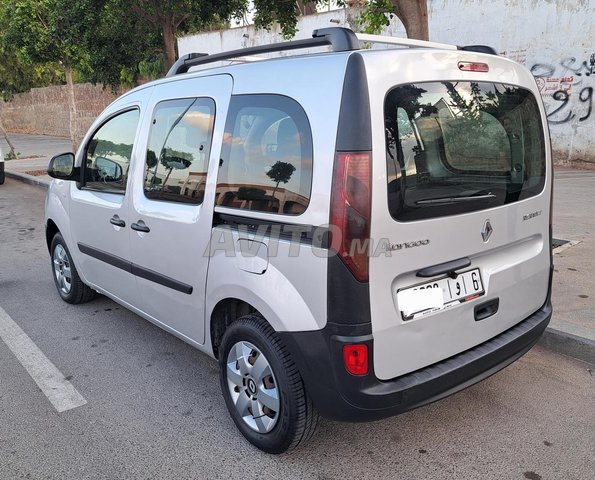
[166,27,360,77]
[458,45,498,55]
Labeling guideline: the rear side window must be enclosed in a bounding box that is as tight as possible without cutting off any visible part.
[145,98,215,204]
[216,95,313,215]
[385,82,546,221]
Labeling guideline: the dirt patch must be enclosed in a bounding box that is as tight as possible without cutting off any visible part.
[25,169,49,177]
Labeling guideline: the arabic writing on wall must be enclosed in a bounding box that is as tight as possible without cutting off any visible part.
[529,55,594,125]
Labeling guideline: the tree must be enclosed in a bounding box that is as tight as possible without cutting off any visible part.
[252,1,429,41]
[2,0,97,149]
[358,0,428,40]
[266,161,296,203]
[123,0,248,72]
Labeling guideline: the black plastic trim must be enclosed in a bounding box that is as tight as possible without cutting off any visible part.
[77,243,193,295]
[335,52,372,152]
[417,257,471,278]
[78,243,131,273]
[280,299,552,422]
[458,45,498,55]
[213,212,328,247]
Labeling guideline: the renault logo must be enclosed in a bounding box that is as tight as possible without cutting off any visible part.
[481,220,493,242]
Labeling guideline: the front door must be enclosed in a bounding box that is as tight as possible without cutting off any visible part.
[127,75,233,345]
[69,104,144,307]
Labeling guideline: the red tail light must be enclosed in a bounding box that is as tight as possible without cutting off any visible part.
[330,152,371,282]
[343,344,369,375]
[458,61,489,72]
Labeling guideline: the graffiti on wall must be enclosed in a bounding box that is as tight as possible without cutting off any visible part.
[529,55,595,125]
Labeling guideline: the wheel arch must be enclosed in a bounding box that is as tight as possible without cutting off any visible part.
[46,218,60,252]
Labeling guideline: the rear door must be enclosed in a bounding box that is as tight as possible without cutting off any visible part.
[127,74,232,344]
[365,52,552,380]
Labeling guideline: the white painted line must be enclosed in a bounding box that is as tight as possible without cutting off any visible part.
[0,305,87,413]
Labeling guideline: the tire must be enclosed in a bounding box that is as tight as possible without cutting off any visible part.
[50,233,96,304]
[0,162,5,185]
[219,314,319,454]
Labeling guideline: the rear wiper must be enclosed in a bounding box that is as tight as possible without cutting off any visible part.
[416,192,496,205]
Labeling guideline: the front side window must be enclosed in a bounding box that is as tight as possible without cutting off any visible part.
[144,98,215,204]
[216,95,313,215]
[385,82,546,221]
[84,109,139,192]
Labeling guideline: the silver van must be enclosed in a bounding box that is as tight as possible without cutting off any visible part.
[45,28,553,453]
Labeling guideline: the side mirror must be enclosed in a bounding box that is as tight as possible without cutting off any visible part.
[95,156,123,182]
[48,153,79,180]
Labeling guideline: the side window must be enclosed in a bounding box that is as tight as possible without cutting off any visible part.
[216,95,313,215]
[84,109,139,192]
[144,98,215,204]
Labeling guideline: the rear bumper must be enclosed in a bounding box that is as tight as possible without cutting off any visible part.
[279,300,552,422]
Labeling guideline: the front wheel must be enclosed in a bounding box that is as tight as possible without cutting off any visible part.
[219,315,318,454]
[50,233,96,304]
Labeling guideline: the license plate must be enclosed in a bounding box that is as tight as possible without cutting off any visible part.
[397,268,484,320]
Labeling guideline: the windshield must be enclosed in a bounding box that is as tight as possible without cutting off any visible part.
[385,82,546,221]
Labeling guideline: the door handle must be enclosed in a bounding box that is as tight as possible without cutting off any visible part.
[417,257,471,278]
[131,220,150,233]
[109,215,126,228]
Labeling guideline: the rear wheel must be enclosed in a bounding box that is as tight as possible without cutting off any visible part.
[0,162,5,185]
[50,233,96,304]
[219,315,318,453]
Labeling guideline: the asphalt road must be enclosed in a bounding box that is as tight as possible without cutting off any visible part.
[0,178,593,480]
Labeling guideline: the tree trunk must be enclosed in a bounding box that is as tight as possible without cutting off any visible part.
[64,65,79,152]
[391,0,429,41]
[0,119,17,158]
[296,1,317,15]
[162,17,177,73]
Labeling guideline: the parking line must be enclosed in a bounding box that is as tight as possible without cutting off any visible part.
[0,305,87,413]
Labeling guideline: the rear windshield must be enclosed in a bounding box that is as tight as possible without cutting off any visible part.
[385,82,546,221]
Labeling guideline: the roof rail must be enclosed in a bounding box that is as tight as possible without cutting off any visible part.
[355,33,458,51]
[167,28,498,77]
[166,27,359,77]
[356,32,497,55]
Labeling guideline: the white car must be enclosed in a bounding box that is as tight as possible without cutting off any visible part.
[45,28,553,453]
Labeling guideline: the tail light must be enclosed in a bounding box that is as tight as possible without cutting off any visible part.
[343,344,369,375]
[330,152,371,282]
[458,61,489,72]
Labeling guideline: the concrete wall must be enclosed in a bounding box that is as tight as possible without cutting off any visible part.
[0,83,121,140]
[179,0,595,167]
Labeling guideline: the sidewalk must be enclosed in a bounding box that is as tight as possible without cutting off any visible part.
[2,133,594,365]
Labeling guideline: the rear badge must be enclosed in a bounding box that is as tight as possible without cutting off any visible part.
[386,239,430,251]
[481,220,493,242]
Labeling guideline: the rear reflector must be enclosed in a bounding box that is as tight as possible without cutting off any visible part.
[343,344,369,375]
[458,61,489,72]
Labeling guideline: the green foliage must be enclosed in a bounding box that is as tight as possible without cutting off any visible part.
[4,150,20,160]
[252,1,342,39]
[358,0,395,35]
[138,55,166,81]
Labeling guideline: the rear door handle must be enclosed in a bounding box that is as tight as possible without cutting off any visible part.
[417,257,471,278]
[109,215,126,227]
[131,220,150,233]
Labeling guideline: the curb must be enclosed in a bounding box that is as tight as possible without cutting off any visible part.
[5,170,50,189]
[538,327,595,365]
[4,170,595,366]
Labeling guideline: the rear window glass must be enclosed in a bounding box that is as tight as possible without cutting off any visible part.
[216,95,313,215]
[385,82,546,221]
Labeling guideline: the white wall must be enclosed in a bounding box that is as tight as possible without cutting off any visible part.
[179,1,595,166]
